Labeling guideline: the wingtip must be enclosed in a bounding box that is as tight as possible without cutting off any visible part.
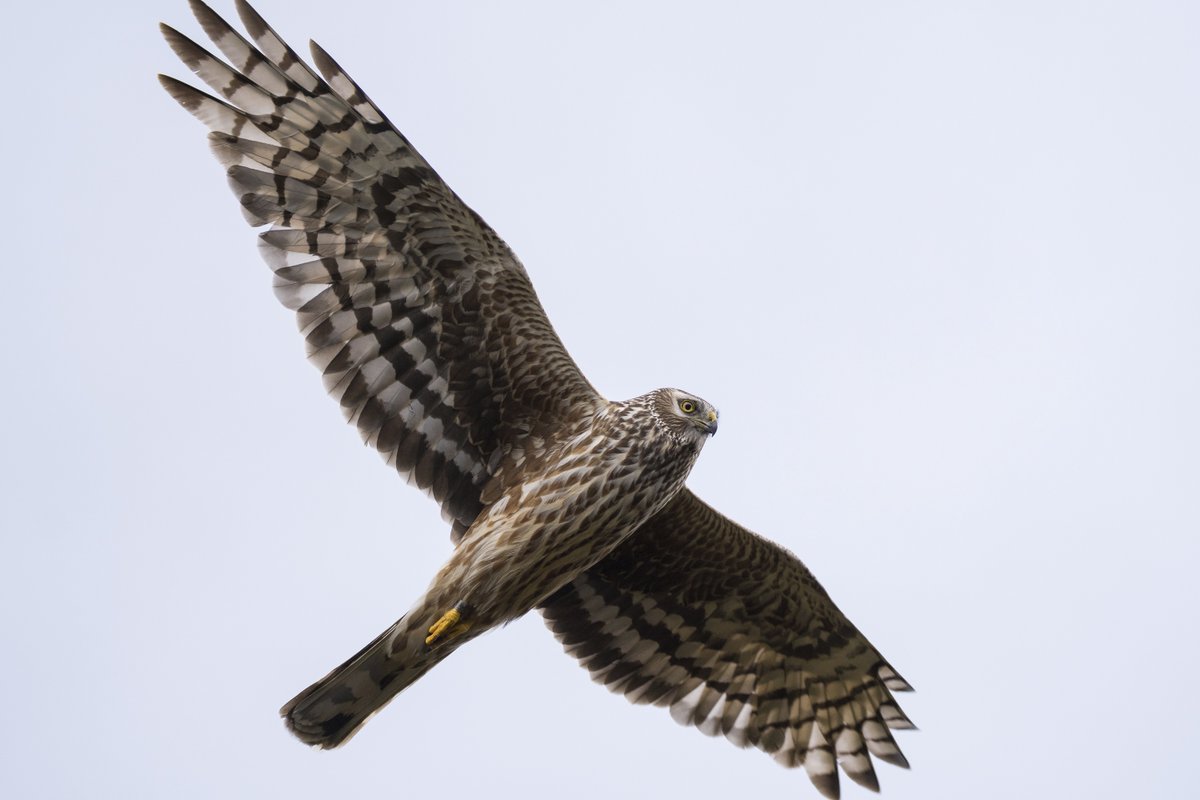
[159,23,210,69]
[157,72,188,98]
[158,21,184,47]
[188,0,231,41]
[845,767,881,794]
[809,770,841,800]
[308,39,330,70]
[157,74,200,111]
[877,662,914,692]
[234,0,269,39]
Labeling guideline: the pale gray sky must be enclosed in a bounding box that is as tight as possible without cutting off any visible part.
[3,1,1198,798]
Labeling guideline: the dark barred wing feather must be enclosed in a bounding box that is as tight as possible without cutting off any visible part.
[160,0,600,539]
[541,490,914,800]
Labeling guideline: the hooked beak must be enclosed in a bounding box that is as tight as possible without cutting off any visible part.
[704,409,718,436]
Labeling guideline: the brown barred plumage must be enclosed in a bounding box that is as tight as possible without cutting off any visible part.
[161,2,913,796]
[542,490,914,798]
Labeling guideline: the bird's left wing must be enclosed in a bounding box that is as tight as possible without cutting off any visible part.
[541,489,914,800]
[159,1,602,541]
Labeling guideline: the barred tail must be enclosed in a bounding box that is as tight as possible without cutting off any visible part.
[281,602,453,748]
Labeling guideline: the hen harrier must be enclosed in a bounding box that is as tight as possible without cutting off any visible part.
[160,2,914,796]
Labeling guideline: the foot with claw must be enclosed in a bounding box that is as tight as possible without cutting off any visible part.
[425,606,471,646]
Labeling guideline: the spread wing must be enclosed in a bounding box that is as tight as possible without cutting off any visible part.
[541,489,914,800]
[160,0,601,540]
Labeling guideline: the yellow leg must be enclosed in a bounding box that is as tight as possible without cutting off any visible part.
[425,608,471,646]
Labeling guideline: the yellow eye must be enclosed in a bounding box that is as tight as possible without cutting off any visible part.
[679,399,697,414]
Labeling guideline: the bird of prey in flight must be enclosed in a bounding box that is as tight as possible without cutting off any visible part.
[160,2,914,796]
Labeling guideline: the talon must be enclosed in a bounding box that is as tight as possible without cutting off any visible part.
[425,607,470,646]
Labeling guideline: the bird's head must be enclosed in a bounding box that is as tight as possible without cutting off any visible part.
[651,388,719,444]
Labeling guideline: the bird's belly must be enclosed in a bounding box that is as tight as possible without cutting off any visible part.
[441,464,686,623]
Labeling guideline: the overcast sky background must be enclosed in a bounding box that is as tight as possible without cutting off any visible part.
[3,1,1198,798]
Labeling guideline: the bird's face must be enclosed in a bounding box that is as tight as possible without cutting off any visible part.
[658,388,719,442]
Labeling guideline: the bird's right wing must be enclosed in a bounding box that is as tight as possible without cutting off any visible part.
[541,489,914,800]
[160,1,602,540]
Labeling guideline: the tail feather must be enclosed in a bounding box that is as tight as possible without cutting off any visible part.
[281,609,454,748]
